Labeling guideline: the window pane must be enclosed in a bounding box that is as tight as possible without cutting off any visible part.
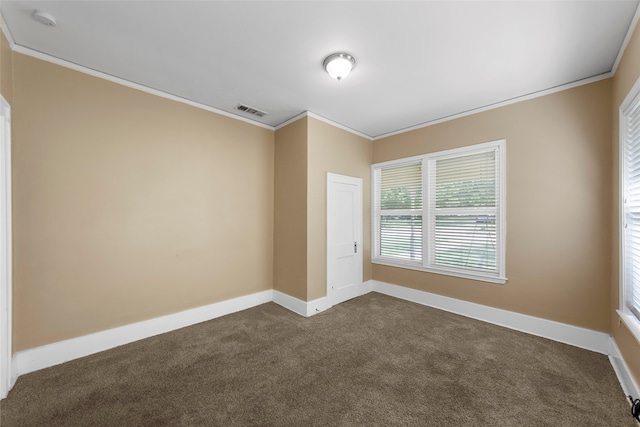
[380,215,422,261]
[380,162,422,210]
[372,140,504,282]
[435,151,496,209]
[434,215,496,271]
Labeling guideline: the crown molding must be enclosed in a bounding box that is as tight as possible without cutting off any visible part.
[274,111,307,130]
[0,14,16,49]
[274,111,373,141]
[611,2,640,76]
[372,72,612,140]
[9,43,274,131]
[4,38,371,140]
[372,0,638,142]
[3,7,631,143]
[306,111,373,140]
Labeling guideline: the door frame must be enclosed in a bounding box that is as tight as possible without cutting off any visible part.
[326,173,363,308]
[0,95,12,399]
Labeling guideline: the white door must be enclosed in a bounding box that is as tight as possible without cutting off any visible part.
[327,173,363,308]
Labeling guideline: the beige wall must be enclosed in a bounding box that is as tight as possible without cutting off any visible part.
[12,53,274,351]
[307,117,372,301]
[273,116,373,302]
[374,80,612,332]
[6,16,638,387]
[274,118,308,300]
[0,27,12,105]
[612,20,640,388]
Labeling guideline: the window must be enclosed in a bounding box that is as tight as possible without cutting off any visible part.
[620,76,640,341]
[376,161,423,262]
[372,140,506,284]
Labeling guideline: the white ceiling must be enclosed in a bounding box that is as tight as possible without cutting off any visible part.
[2,1,639,139]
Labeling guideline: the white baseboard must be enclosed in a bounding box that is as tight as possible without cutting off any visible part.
[273,291,328,317]
[8,285,351,390]
[307,296,329,316]
[609,337,640,399]
[7,280,639,407]
[362,279,373,295]
[370,280,640,400]
[371,280,610,354]
[273,280,375,317]
[12,290,273,379]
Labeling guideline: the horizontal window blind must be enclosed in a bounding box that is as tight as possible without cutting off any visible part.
[434,152,496,209]
[371,139,505,283]
[623,95,640,320]
[374,161,423,262]
[380,215,422,260]
[433,215,496,270]
[429,149,499,273]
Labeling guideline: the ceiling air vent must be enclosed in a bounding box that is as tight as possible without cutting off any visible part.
[235,104,268,117]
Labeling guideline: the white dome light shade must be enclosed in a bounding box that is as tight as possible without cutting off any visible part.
[323,53,356,81]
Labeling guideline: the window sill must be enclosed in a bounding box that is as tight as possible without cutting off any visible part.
[372,258,507,285]
[617,310,640,345]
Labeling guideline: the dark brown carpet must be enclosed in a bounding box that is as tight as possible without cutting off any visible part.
[0,293,636,426]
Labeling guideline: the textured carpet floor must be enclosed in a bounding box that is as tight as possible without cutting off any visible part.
[0,293,636,426]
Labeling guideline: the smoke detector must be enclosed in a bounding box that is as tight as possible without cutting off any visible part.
[32,10,57,27]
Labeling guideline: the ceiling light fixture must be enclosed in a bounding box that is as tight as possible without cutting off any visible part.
[32,10,57,27]
[323,53,355,81]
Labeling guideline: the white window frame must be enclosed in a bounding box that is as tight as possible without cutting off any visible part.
[372,139,506,285]
[0,95,12,399]
[618,74,640,343]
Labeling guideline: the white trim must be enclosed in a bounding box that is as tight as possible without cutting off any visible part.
[369,282,640,395]
[306,112,372,140]
[499,139,507,284]
[372,73,612,140]
[372,259,507,285]
[611,2,640,76]
[273,291,310,316]
[371,280,610,354]
[11,290,272,379]
[362,279,373,295]
[0,15,16,49]
[7,281,633,401]
[619,72,640,124]
[371,139,507,285]
[618,310,640,347]
[609,336,640,399]
[274,111,373,141]
[9,45,273,131]
[8,285,386,393]
[3,13,619,144]
[371,282,640,399]
[272,282,375,317]
[274,111,307,130]
[372,153,430,169]
[619,72,640,344]
[273,290,329,317]
[0,33,387,141]
[0,96,11,399]
[307,297,330,316]
[619,81,628,329]
[620,91,626,327]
